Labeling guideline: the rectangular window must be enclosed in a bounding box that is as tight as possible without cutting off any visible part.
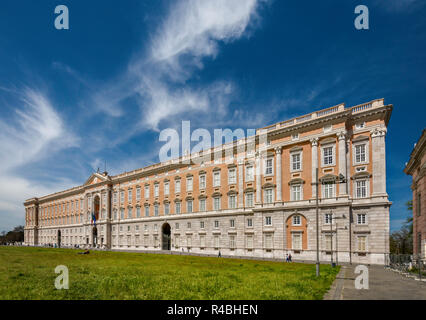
[120,208,124,220]
[246,235,253,249]
[175,180,181,193]
[213,197,221,210]
[199,199,206,212]
[358,236,366,251]
[187,222,191,229]
[355,180,367,198]
[213,172,221,187]
[228,169,236,184]
[265,216,272,226]
[323,183,335,198]
[230,219,235,228]
[136,188,141,201]
[187,200,193,213]
[247,218,253,227]
[265,234,273,249]
[325,235,332,251]
[229,195,236,209]
[265,189,273,204]
[164,203,170,215]
[324,213,332,224]
[417,193,421,217]
[323,146,334,166]
[355,144,366,163]
[164,182,169,195]
[229,236,235,249]
[214,235,220,249]
[186,177,193,192]
[246,192,254,207]
[214,220,219,228]
[136,207,141,218]
[128,189,132,202]
[144,206,149,217]
[199,175,206,189]
[176,202,181,214]
[144,186,150,199]
[128,207,133,219]
[292,233,302,250]
[293,215,301,226]
[200,235,206,248]
[265,158,273,175]
[357,214,366,225]
[120,191,124,203]
[200,221,204,229]
[154,205,159,216]
[291,185,302,201]
[291,153,301,171]
[246,166,254,181]
[154,184,159,197]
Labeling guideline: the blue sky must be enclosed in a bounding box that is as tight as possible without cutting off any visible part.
[0,0,425,232]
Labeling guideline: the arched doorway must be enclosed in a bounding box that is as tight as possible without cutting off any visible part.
[162,223,171,250]
[92,226,98,247]
[57,230,61,248]
[92,195,100,247]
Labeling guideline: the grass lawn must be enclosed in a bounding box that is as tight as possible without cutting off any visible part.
[0,246,339,300]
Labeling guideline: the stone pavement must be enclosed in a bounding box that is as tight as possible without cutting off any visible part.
[325,264,426,300]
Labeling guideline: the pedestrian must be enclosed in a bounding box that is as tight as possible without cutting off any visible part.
[286,254,289,262]
[218,250,221,258]
[289,253,292,262]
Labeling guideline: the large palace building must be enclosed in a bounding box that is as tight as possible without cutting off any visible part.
[24,99,393,265]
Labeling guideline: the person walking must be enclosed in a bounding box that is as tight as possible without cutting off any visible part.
[286,254,289,262]
[218,250,222,258]
[288,253,292,262]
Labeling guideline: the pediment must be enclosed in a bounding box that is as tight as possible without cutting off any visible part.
[84,172,109,186]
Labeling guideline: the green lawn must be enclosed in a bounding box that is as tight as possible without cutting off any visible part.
[0,246,339,300]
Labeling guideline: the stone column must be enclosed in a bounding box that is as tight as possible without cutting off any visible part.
[255,152,262,203]
[238,159,244,208]
[310,138,319,198]
[337,131,348,196]
[371,128,387,196]
[275,146,282,202]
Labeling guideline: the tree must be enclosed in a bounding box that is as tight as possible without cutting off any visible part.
[389,200,413,254]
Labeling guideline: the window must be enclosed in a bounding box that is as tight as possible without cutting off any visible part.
[229,195,236,209]
[144,186,150,198]
[164,182,169,195]
[187,222,191,229]
[128,207,133,219]
[355,144,366,163]
[214,220,219,228]
[357,213,366,225]
[214,235,220,249]
[128,189,132,202]
[265,216,272,226]
[358,236,366,251]
[265,189,273,204]
[246,235,253,249]
[324,213,332,224]
[175,180,181,193]
[229,236,235,249]
[136,188,141,201]
[291,184,302,201]
[292,133,299,141]
[325,235,332,251]
[293,215,301,226]
[355,122,365,130]
[186,177,193,192]
[120,191,124,203]
[144,206,149,217]
[323,183,335,198]
[164,203,170,215]
[246,192,254,207]
[199,198,206,212]
[247,218,253,227]
[417,193,421,217]
[175,202,181,214]
[213,172,221,187]
[323,146,334,166]
[154,204,159,216]
[265,234,273,249]
[246,166,254,181]
[213,197,221,210]
[200,235,206,248]
[228,169,236,184]
[230,219,235,228]
[199,175,206,189]
[265,158,273,175]
[136,207,141,218]
[120,208,124,219]
[292,233,302,250]
[291,152,302,171]
[355,180,367,198]
[187,200,193,213]
[200,221,204,229]
[154,184,159,197]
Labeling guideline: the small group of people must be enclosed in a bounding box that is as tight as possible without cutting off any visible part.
[285,253,292,262]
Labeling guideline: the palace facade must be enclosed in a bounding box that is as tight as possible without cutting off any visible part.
[24,98,393,265]
[404,129,426,260]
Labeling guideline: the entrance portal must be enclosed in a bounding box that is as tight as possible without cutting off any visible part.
[57,230,61,248]
[92,226,98,247]
[162,223,171,250]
